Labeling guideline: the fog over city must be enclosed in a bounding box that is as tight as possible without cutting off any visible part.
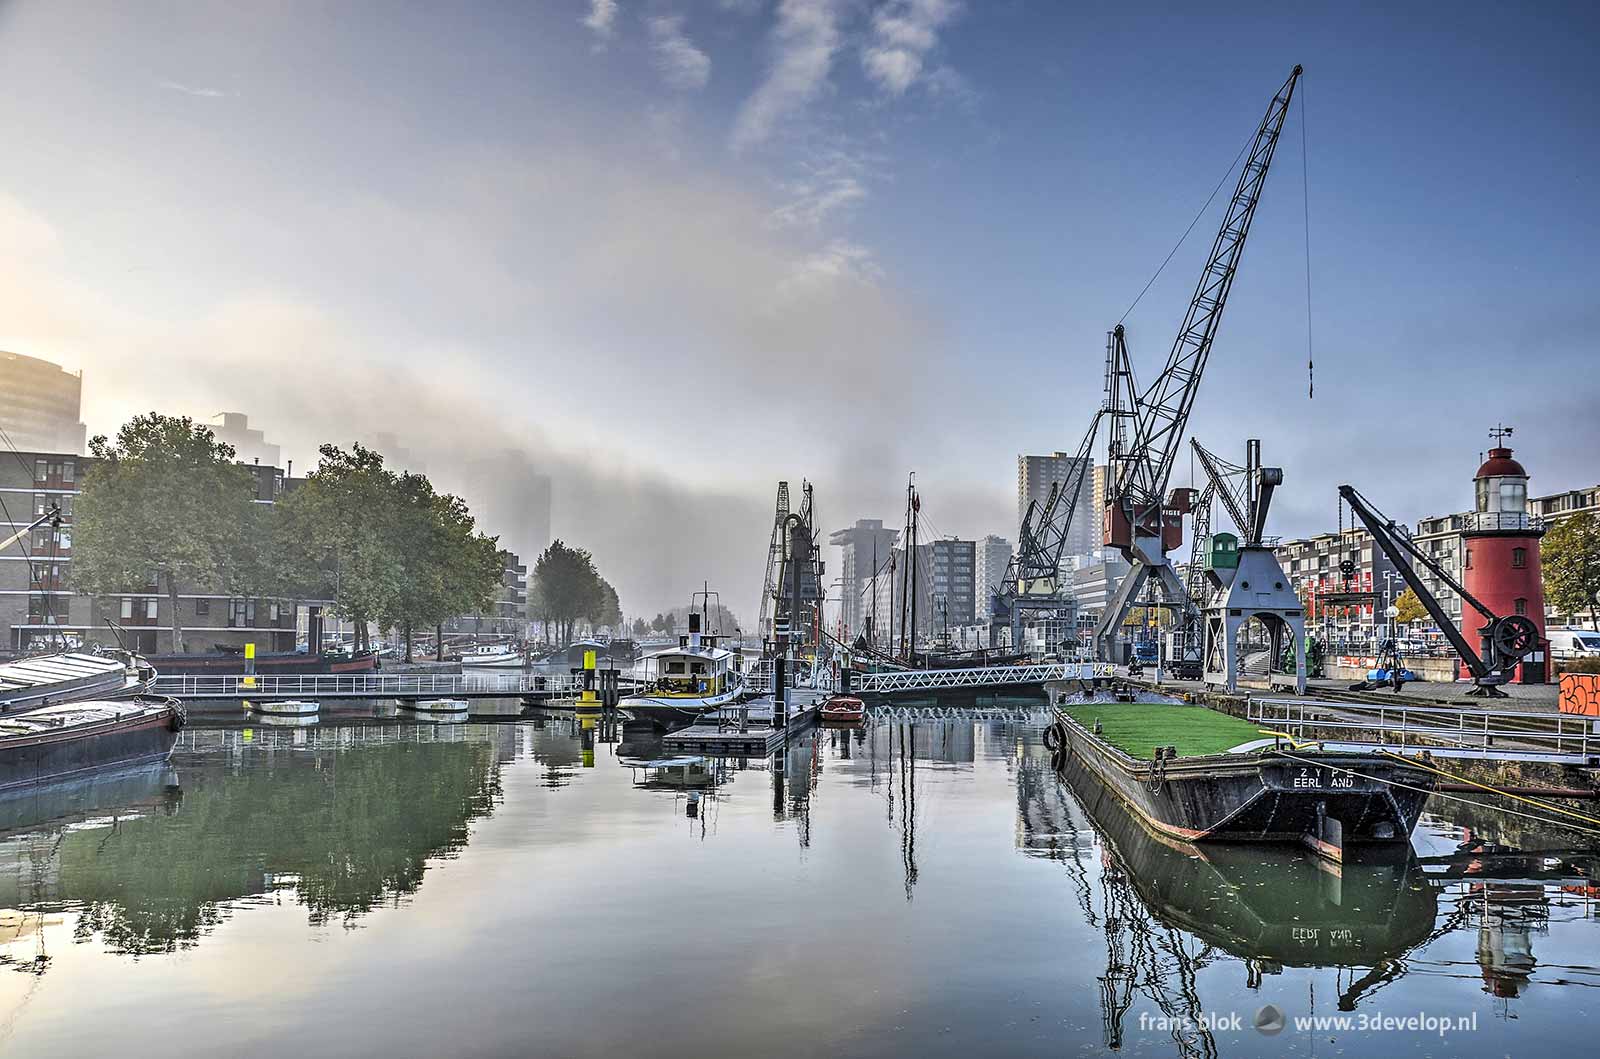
[0,1,1594,618]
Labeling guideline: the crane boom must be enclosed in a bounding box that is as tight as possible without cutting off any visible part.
[1110,65,1302,521]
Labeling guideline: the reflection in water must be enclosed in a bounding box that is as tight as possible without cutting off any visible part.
[0,726,506,959]
[0,713,1596,1055]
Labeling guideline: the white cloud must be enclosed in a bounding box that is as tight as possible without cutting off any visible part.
[648,15,710,91]
[730,0,842,151]
[158,79,228,99]
[861,0,960,97]
[581,0,618,41]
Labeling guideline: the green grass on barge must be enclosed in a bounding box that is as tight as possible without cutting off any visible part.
[1061,702,1267,759]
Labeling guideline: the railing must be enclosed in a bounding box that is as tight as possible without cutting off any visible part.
[1464,511,1542,534]
[855,661,1114,694]
[1250,696,1600,763]
[154,672,583,699]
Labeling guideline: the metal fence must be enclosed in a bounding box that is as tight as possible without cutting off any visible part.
[855,661,1115,695]
[1250,696,1600,764]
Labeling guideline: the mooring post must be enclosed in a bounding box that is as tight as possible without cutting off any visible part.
[773,655,787,730]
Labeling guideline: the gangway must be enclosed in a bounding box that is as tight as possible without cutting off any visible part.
[854,662,1113,696]
[155,671,588,701]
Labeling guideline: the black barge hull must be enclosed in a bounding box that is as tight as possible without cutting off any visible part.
[1047,709,1434,858]
[0,701,183,792]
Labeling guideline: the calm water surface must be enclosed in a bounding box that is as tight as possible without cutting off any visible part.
[0,706,1597,1057]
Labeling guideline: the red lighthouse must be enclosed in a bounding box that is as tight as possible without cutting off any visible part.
[1460,427,1547,683]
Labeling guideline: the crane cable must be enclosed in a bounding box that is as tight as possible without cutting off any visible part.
[1300,78,1314,400]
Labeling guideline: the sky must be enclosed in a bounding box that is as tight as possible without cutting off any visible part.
[0,1,1595,623]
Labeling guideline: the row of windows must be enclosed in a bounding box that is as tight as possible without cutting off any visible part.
[1463,547,1528,569]
[33,458,76,484]
[116,597,284,623]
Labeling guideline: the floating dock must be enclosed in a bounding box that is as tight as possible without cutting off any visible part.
[663,703,819,755]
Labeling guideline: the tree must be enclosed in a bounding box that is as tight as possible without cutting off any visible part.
[1544,511,1600,629]
[631,616,648,638]
[651,613,668,633]
[75,414,257,653]
[531,540,600,647]
[276,444,403,654]
[1393,587,1428,626]
[589,577,622,631]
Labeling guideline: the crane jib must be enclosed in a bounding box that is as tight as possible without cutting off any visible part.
[1109,65,1302,526]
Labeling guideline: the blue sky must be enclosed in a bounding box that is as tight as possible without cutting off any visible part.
[0,1,1593,616]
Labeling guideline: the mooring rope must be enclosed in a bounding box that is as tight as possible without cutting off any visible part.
[1376,749,1600,829]
[1269,748,1600,839]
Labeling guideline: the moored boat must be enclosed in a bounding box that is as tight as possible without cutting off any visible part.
[460,644,524,668]
[402,697,470,718]
[147,647,378,676]
[820,695,865,723]
[251,699,320,717]
[0,698,185,792]
[1045,698,1436,860]
[0,651,157,715]
[620,600,741,728]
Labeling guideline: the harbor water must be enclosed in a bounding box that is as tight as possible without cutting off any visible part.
[0,706,1597,1056]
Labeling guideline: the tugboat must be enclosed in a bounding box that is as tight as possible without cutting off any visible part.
[1045,696,1436,861]
[619,591,742,728]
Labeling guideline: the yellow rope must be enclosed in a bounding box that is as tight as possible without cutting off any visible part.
[1377,749,1600,829]
[1269,749,1600,839]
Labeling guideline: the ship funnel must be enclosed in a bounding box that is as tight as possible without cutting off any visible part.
[689,612,702,650]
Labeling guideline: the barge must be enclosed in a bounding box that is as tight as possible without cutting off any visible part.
[1046,699,1436,860]
[0,698,185,792]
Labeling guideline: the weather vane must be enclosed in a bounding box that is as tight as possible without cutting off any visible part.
[1489,424,1515,446]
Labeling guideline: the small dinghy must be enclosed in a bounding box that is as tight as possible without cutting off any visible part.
[251,699,320,716]
[401,698,469,720]
[820,695,865,724]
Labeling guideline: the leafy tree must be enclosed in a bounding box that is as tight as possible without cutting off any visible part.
[1393,587,1428,626]
[651,612,668,633]
[75,414,257,653]
[589,577,622,631]
[631,616,648,638]
[1544,511,1600,629]
[276,444,402,653]
[532,540,600,646]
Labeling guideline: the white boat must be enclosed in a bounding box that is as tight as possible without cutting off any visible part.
[402,697,470,716]
[251,699,320,716]
[460,644,524,668]
[619,596,741,727]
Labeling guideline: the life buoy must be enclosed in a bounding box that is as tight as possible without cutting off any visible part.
[1042,723,1061,752]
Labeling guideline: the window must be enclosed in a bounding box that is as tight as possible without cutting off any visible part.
[33,459,45,483]
[1465,549,1472,570]
[1514,598,1527,616]
[146,599,159,620]
[196,598,210,616]
[120,598,133,620]
[229,598,256,627]
[1512,547,1526,568]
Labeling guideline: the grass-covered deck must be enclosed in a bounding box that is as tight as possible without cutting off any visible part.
[1061,702,1268,759]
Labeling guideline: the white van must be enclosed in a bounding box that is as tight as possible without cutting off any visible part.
[1549,628,1600,660]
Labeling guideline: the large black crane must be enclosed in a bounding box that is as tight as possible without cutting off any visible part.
[1092,65,1302,662]
[1338,484,1538,697]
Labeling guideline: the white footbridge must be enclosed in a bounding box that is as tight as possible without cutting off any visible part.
[852,662,1114,696]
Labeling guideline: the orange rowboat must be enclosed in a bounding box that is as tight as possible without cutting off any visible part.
[820,695,865,723]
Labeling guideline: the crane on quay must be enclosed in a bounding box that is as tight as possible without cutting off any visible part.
[1090,64,1303,662]
[990,65,1303,664]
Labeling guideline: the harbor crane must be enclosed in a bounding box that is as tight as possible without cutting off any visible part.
[991,411,1104,653]
[1092,65,1302,663]
[1338,484,1538,697]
